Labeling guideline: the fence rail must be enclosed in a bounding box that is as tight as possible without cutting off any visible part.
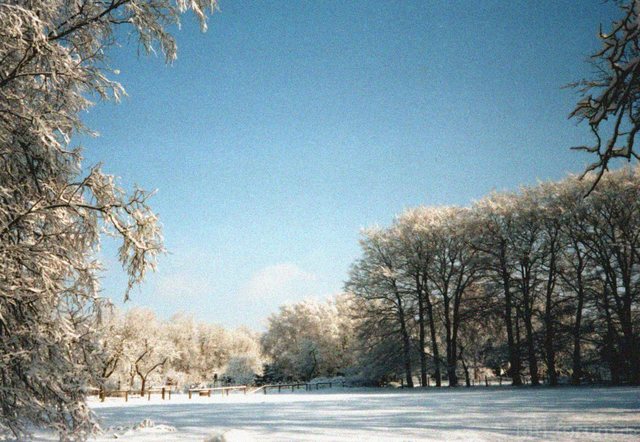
[93,380,348,402]
[257,381,346,394]
[188,385,248,399]
[97,389,130,402]
[94,387,176,402]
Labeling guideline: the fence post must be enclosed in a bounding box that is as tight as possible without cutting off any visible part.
[125,391,128,402]
[189,390,192,399]
[169,388,171,400]
[162,387,165,400]
[485,376,488,387]
[148,390,151,401]
[264,386,267,395]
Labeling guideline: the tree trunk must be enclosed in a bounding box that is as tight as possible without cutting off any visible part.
[140,376,147,397]
[601,287,621,384]
[417,284,428,387]
[618,273,639,384]
[523,311,539,386]
[543,246,558,386]
[444,297,458,387]
[400,320,414,388]
[515,313,522,375]
[620,312,639,385]
[459,347,471,387]
[500,254,522,386]
[395,288,414,388]
[520,263,540,386]
[544,286,557,386]
[571,284,584,385]
[425,294,441,387]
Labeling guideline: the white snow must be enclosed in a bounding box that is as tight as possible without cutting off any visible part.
[35,386,640,441]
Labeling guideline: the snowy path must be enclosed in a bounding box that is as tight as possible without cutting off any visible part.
[40,386,640,441]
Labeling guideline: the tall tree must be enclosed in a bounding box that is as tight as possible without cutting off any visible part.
[556,176,595,385]
[346,228,415,387]
[394,208,441,387]
[0,0,215,438]
[581,169,640,384]
[471,193,523,386]
[422,207,481,387]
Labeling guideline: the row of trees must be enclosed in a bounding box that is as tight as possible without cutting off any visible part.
[99,308,262,395]
[105,168,640,393]
[346,167,640,387]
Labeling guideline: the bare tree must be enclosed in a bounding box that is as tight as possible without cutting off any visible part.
[571,1,640,189]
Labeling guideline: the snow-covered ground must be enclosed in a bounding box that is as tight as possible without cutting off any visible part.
[37,386,640,441]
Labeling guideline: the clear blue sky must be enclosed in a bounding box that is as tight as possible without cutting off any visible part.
[81,0,618,329]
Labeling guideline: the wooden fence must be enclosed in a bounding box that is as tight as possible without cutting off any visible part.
[95,381,347,402]
[96,386,175,402]
[188,385,248,399]
[253,381,346,394]
[98,389,130,402]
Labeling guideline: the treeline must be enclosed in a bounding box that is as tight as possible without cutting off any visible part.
[99,308,262,394]
[101,168,640,389]
[345,167,640,387]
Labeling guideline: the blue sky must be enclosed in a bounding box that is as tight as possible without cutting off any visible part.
[81,0,618,329]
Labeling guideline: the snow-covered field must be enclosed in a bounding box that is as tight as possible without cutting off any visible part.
[37,386,640,441]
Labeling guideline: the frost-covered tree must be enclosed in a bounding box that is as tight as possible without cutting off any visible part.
[165,313,201,382]
[196,323,231,382]
[223,355,261,385]
[98,309,265,389]
[393,209,442,387]
[222,327,263,384]
[121,308,174,395]
[346,228,416,387]
[357,208,485,387]
[345,167,640,387]
[261,298,354,382]
[578,169,640,384]
[96,307,127,392]
[571,0,640,188]
[470,192,523,385]
[406,207,481,387]
[0,1,216,438]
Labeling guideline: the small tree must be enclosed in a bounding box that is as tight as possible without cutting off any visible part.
[122,308,174,395]
[224,355,261,386]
